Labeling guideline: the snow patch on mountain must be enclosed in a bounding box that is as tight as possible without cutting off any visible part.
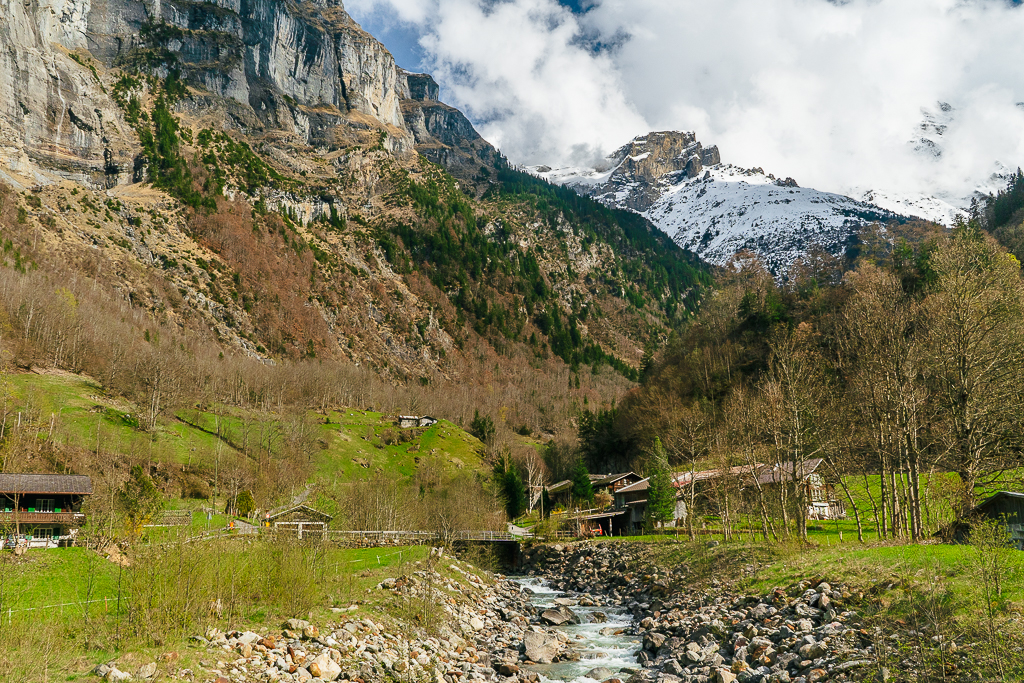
[645,165,897,273]
[532,149,899,274]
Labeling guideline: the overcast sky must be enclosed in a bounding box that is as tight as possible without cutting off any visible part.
[347,0,1024,200]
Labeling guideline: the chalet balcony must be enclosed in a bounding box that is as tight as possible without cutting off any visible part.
[0,511,86,525]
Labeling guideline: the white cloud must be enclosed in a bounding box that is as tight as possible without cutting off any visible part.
[347,0,1024,202]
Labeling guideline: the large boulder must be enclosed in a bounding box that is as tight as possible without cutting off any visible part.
[541,609,569,626]
[308,653,342,681]
[523,631,560,664]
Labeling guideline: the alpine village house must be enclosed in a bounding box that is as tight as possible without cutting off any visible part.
[0,473,92,548]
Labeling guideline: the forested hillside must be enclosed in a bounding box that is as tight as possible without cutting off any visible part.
[564,184,1024,540]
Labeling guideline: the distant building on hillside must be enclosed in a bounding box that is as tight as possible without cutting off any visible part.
[396,415,437,429]
[0,473,92,548]
[264,504,333,540]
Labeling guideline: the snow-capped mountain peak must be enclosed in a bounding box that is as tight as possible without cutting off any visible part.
[532,131,899,275]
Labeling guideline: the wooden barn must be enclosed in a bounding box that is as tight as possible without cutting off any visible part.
[263,504,332,540]
[949,491,1024,549]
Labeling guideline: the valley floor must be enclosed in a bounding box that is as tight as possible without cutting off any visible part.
[3,535,1021,682]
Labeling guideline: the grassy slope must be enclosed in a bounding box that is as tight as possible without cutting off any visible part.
[0,542,486,681]
[1,369,488,491]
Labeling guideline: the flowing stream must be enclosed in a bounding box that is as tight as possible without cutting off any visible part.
[513,578,640,683]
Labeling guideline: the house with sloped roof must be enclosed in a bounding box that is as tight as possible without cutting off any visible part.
[612,459,845,534]
[263,504,333,540]
[0,473,92,547]
[741,459,845,521]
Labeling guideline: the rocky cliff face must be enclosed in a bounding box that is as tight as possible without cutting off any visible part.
[573,132,721,212]
[0,0,497,187]
[0,0,137,187]
[0,0,700,388]
[399,70,497,183]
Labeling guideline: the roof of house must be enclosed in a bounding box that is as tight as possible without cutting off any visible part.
[266,504,333,522]
[617,477,651,494]
[546,479,572,495]
[747,459,824,486]
[591,472,638,487]
[973,491,1024,512]
[0,473,93,495]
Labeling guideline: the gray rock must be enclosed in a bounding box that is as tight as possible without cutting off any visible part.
[662,660,685,676]
[523,631,560,664]
[137,662,157,679]
[586,667,615,680]
[797,643,825,660]
[833,659,872,673]
[541,609,570,626]
[644,633,667,652]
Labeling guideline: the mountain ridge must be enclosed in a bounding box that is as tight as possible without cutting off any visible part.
[532,131,908,274]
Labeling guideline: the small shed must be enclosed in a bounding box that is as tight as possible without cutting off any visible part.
[264,504,333,540]
[949,491,1024,549]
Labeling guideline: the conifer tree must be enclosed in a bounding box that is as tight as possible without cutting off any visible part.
[571,460,594,504]
[646,438,676,530]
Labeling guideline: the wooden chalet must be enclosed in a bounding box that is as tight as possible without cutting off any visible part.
[947,491,1024,549]
[263,504,332,539]
[743,459,845,521]
[0,473,92,548]
[612,459,845,534]
[546,472,641,508]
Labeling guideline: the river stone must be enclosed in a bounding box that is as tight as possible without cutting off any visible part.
[714,669,737,683]
[497,663,520,676]
[523,631,560,664]
[591,612,607,623]
[585,667,614,680]
[554,598,576,606]
[643,632,666,651]
[662,660,684,676]
[308,653,342,681]
[541,609,568,625]
[798,643,826,660]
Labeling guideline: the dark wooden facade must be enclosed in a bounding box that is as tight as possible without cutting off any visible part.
[951,491,1024,549]
[0,473,92,546]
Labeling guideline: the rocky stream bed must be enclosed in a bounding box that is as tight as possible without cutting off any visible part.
[91,542,975,683]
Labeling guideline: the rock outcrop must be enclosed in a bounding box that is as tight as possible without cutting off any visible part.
[1,0,499,185]
[585,131,721,212]
[0,0,136,187]
[399,70,498,184]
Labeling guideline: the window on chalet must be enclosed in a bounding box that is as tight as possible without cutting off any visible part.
[37,499,55,513]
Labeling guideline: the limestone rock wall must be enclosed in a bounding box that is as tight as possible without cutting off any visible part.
[0,0,136,186]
